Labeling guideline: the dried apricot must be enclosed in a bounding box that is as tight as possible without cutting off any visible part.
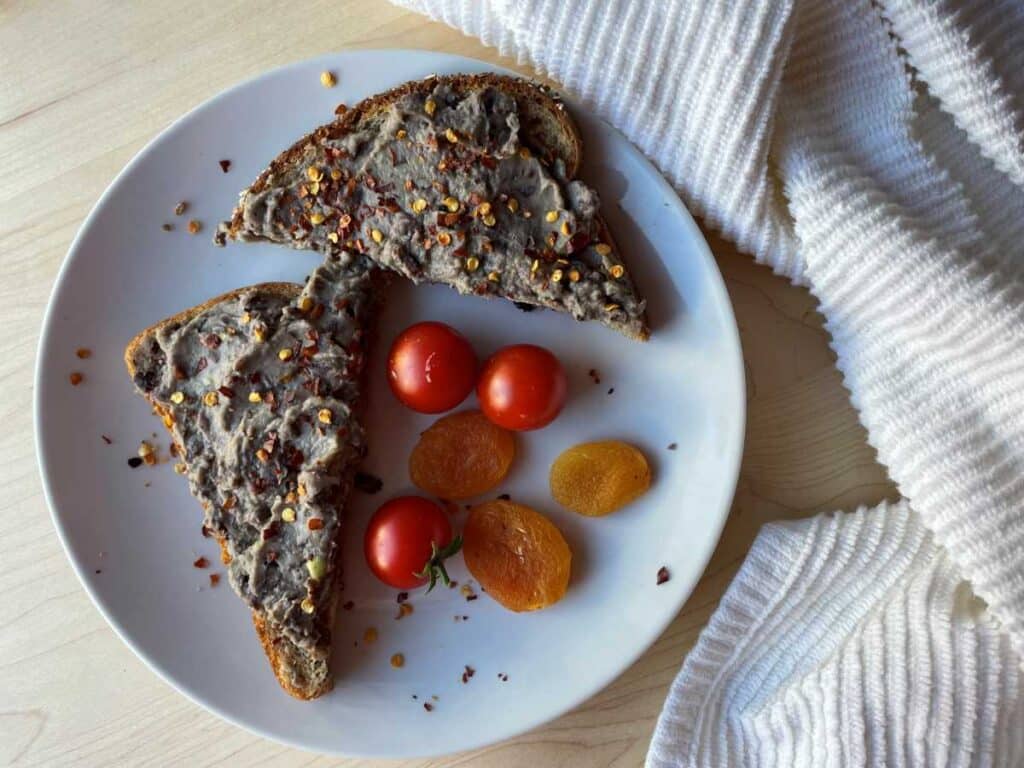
[550,440,651,516]
[462,500,571,612]
[409,410,515,499]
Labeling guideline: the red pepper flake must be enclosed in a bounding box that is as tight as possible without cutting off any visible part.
[657,566,670,585]
[193,557,209,569]
[423,702,433,712]
[209,573,220,587]
[218,159,231,173]
[76,347,92,359]
[218,385,236,399]
[187,219,202,235]
[101,435,113,445]
[69,372,83,386]
[441,499,459,515]
[307,518,324,531]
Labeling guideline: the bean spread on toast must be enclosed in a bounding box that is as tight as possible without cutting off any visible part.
[223,76,648,340]
[127,254,378,660]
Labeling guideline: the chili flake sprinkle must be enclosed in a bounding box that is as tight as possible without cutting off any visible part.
[209,573,220,587]
[69,372,83,386]
[219,159,231,173]
[193,557,209,568]
[187,219,202,235]
[391,653,405,669]
[76,347,92,359]
[657,566,671,585]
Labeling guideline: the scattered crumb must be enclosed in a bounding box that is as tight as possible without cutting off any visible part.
[395,603,414,620]
[193,557,209,568]
[363,627,378,644]
[657,566,670,585]
[391,653,405,669]
[101,435,113,445]
[354,472,383,494]
[588,368,602,384]
[144,481,151,488]
[667,443,678,451]
[460,665,475,684]
[69,372,83,386]
[76,347,92,359]
[174,201,188,216]
[607,387,615,395]
[161,223,174,232]
[499,673,509,682]
[201,525,213,538]
[412,694,418,700]
[95,569,102,575]
[448,579,458,589]
[513,301,536,313]
[342,600,354,610]
[218,159,231,173]
[209,573,220,587]
[334,103,348,116]
[432,695,439,701]
[127,457,143,469]
[466,594,478,602]
[320,70,337,88]
[397,592,409,603]
[497,493,511,501]
[213,229,227,247]
[423,702,433,712]
[187,219,202,234]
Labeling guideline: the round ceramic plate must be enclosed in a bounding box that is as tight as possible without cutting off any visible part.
[35,50,744,758]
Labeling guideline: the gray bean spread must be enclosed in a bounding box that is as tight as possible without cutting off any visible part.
[229,81,647,339]
[130,253,377,651]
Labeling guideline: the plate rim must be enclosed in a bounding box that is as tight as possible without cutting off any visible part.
[34,48,745,758]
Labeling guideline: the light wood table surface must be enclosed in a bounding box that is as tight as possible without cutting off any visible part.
[0,2,898,765]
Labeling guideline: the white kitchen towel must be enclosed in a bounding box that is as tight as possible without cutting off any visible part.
[390,0,1024,764]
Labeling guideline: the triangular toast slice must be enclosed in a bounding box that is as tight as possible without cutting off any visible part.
[221,73,649,340]
[125,253,382,699]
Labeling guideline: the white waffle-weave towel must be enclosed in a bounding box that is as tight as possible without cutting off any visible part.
[390,0,1024,764]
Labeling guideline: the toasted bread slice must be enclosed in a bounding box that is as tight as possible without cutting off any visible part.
[222,73,648,340]
[125,253,382,699]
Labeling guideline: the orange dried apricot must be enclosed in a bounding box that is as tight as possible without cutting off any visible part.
[409,410,515,499]
[549,440,651,516]
[462,500,571,612]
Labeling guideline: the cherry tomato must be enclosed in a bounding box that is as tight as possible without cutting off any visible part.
[477,344,567,430]
[387,322,477,413]
[363,496,460,590]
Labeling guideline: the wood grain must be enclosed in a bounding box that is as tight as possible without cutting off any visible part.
[0,2,896,765]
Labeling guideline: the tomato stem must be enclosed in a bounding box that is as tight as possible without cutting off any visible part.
[415,535,463,593]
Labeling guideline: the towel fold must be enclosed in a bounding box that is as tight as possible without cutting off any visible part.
[392,0,1024,763]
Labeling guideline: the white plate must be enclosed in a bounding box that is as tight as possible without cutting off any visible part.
[35,50,744,758]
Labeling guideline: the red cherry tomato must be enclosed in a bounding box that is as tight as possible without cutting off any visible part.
[477,344,567,430]
[387,322,478,413]
[364,496,460,590]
